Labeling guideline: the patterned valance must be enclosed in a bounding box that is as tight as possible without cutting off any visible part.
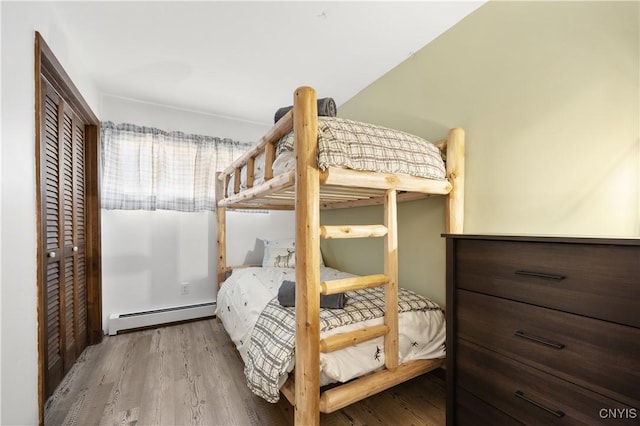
[100,122,251,212]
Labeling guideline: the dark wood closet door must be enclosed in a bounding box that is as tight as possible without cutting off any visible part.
[73,118,88,353]
[40,75,89,397]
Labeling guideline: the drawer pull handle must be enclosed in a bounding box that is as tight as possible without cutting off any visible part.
[515,270,566,281]
[514,390,565,418]
[514,330,565,349]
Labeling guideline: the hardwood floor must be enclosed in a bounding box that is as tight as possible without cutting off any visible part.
[45,319,446,425]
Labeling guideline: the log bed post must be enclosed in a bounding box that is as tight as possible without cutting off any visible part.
[383,189,399,370]
[445,128,465,233]
[294,86,320,426]
[215,171,227,289]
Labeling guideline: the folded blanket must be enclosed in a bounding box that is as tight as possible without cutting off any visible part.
[278,280,346,309]
[273,97,337,123]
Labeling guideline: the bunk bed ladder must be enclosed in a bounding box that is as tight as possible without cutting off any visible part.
[313,188,400,410]
[314,188,442,416]
[317,189,399,368]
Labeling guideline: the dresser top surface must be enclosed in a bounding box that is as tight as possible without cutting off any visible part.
[442,234,640,246]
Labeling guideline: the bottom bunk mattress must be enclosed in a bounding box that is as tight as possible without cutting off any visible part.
[215,266,446,403]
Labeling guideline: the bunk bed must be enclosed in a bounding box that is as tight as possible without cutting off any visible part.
[215,86,465,425]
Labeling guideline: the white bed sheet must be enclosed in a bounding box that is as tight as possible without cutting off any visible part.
[215,266,445,392]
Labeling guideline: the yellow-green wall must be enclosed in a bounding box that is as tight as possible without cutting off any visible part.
[322,1,640,308]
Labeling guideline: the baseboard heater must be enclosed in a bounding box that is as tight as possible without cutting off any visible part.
[108,302,216,335]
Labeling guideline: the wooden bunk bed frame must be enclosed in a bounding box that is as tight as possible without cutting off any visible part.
[215,86,464,425]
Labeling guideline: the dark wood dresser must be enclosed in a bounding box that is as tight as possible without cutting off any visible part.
[444,235,640,425]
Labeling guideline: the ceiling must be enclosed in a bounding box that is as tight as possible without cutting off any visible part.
[51,1,485,125]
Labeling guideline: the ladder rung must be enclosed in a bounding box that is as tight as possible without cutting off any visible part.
[320,324,389,353]
[321,274,389,295]
[320,225,388,239]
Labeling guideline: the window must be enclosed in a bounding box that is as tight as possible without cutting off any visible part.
[101,122,251,212]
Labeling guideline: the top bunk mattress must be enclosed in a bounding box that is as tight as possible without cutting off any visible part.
[278,117,446,180]
[228,117,446,196]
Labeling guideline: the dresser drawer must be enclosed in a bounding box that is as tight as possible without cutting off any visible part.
[456,289,640,407]
[455,239,639,327]
[456,386,522,426]
[457,340,635,425]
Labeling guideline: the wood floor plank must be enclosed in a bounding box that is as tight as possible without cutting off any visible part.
[44,341,108,425]
[82,383,115,426]
[137,331,174,426]
[45,319,445,425]
[98,333,152,426]
[200,319,281,425]
[326,400,386,426]
[392,375,447,425]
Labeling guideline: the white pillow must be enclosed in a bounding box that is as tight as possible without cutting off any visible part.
[262,238,325,268]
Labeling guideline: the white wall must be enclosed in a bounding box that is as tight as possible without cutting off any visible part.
[0,2,101,424]
[100,95,295,331]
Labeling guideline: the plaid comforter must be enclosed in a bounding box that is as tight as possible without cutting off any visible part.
[243,285,442,402]
[277,117,446,180]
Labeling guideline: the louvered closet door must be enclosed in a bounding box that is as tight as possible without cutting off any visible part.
[40,75,89,398]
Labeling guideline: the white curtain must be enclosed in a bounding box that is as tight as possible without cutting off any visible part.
[100,122,251,212]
